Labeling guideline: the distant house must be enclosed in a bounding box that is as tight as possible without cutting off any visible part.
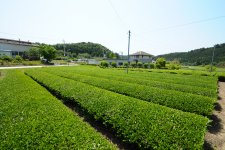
[0,38,37,57]
[130,51,153,63]
[99,51,153,66]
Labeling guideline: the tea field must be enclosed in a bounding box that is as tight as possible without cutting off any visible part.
[0,65,222,149]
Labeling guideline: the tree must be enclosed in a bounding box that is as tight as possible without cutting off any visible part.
[24,47,40,60]
[156,57,166,68]
[39,44,57,63]
[77,53,91,59]
[53,42,117,58]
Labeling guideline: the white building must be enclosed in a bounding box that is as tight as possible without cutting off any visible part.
[102,51,153,66]
[130,51,153,63]
[0,38,36,57]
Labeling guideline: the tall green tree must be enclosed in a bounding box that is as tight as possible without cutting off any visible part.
[24,47,40,60]
[39,44,57,62]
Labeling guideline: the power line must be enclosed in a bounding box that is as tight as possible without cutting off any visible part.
[107,0,128,30]
[136,15,225,36]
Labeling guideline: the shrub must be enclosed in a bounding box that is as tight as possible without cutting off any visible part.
[168,63,181,70]
[143,63,149,68]
[137,62,143,68]
[149,63,155,69]
[155,63,161,69]
[111,62,117,68]
[156,57,166,68]
[123,62,129,67]
[100,61,109,68]
[14,55,23,63]
[1,55,13,62]
[131,62,136,68]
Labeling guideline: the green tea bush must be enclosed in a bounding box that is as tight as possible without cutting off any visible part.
[25,70,209,149]
[47,66,217,96]
[43,69,215,115]
[0,70,116,149]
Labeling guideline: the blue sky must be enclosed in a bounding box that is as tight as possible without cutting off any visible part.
[0,0,225,55]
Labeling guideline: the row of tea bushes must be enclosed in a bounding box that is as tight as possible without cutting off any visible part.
[25,69,209,149]
[46,68,216,98]
[44,69,215,115]
[45,66,217,89]
[0,70,116,149]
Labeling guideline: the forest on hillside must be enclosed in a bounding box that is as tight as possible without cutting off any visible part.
[53,42,119,59]
[157,43,225,66]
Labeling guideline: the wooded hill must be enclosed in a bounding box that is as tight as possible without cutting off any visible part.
[157,43,225,65]
[53,42,119,58]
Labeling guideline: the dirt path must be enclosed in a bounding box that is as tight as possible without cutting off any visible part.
[205,82,225,150]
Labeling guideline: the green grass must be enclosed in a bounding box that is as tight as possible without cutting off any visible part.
[0,70,116,149]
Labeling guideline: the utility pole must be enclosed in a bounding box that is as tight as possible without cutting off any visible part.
[126,30,131,74]
[63,39,66,57]
[210,45,215,72]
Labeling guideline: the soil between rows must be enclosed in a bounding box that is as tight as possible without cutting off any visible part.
[204,82,225,150]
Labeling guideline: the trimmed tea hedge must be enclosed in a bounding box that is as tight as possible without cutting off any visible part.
[43,69,215,115]
[48,66,217,89]
[45,68,217,98]
[0,70,116,149]
[25,69,209,149]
